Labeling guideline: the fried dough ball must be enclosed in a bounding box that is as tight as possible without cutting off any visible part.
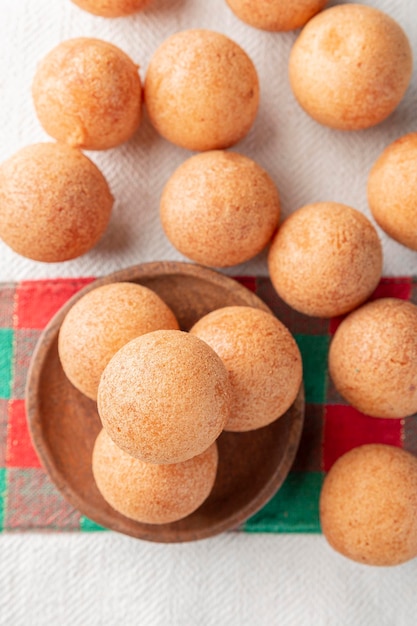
[160,151,280,267]
[58,282,179,400]
[329,298,417,418]
[320,444,417,566]
[268,202,382,318]
[289,4,412,129]
[368,133,417,251]
[0,143,113,262]
[32,38,142,150]
[97,330,230,464]
[145,30,259,151]
[93,429,218,524]
[226,0,327,32]
[71,0,149,17]
[190,306,302,431]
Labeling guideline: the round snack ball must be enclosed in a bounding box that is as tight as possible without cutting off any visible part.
[58,282,179,401]
[145,30,259,151]
[32,38,142,150]
[368,133,417,251]
[268,202,382,318]
[226,0,327,32]
[190,306,302,431]
[93,429,218,524]
[329,298,417,418]
[160,151,280,267]
[71,0,149,17]
[320,444,417,566]
[97,330,230,464]
[0,143,113,262]
[289,4,412,130]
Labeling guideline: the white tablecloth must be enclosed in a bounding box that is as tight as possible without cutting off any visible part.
[2,533,417,625]
[1,0,417,624]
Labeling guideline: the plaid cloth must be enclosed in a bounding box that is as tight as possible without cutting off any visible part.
[0,276,416,534]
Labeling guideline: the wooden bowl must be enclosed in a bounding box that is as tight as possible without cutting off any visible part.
[26,261,304,542]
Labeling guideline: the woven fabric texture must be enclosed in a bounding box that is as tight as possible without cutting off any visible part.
[1,275,416,533]
[1,0,417,283]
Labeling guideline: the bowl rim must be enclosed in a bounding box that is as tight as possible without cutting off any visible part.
[25,260,304,542]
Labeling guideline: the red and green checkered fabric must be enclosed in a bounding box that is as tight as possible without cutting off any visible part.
[0,276,416,533]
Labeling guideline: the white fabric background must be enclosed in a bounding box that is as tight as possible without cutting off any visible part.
[1,533,417,626]
[0,0,417,280]
[1,0,417,624]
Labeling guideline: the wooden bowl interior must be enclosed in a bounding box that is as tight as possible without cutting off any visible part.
[26,262,304,542]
